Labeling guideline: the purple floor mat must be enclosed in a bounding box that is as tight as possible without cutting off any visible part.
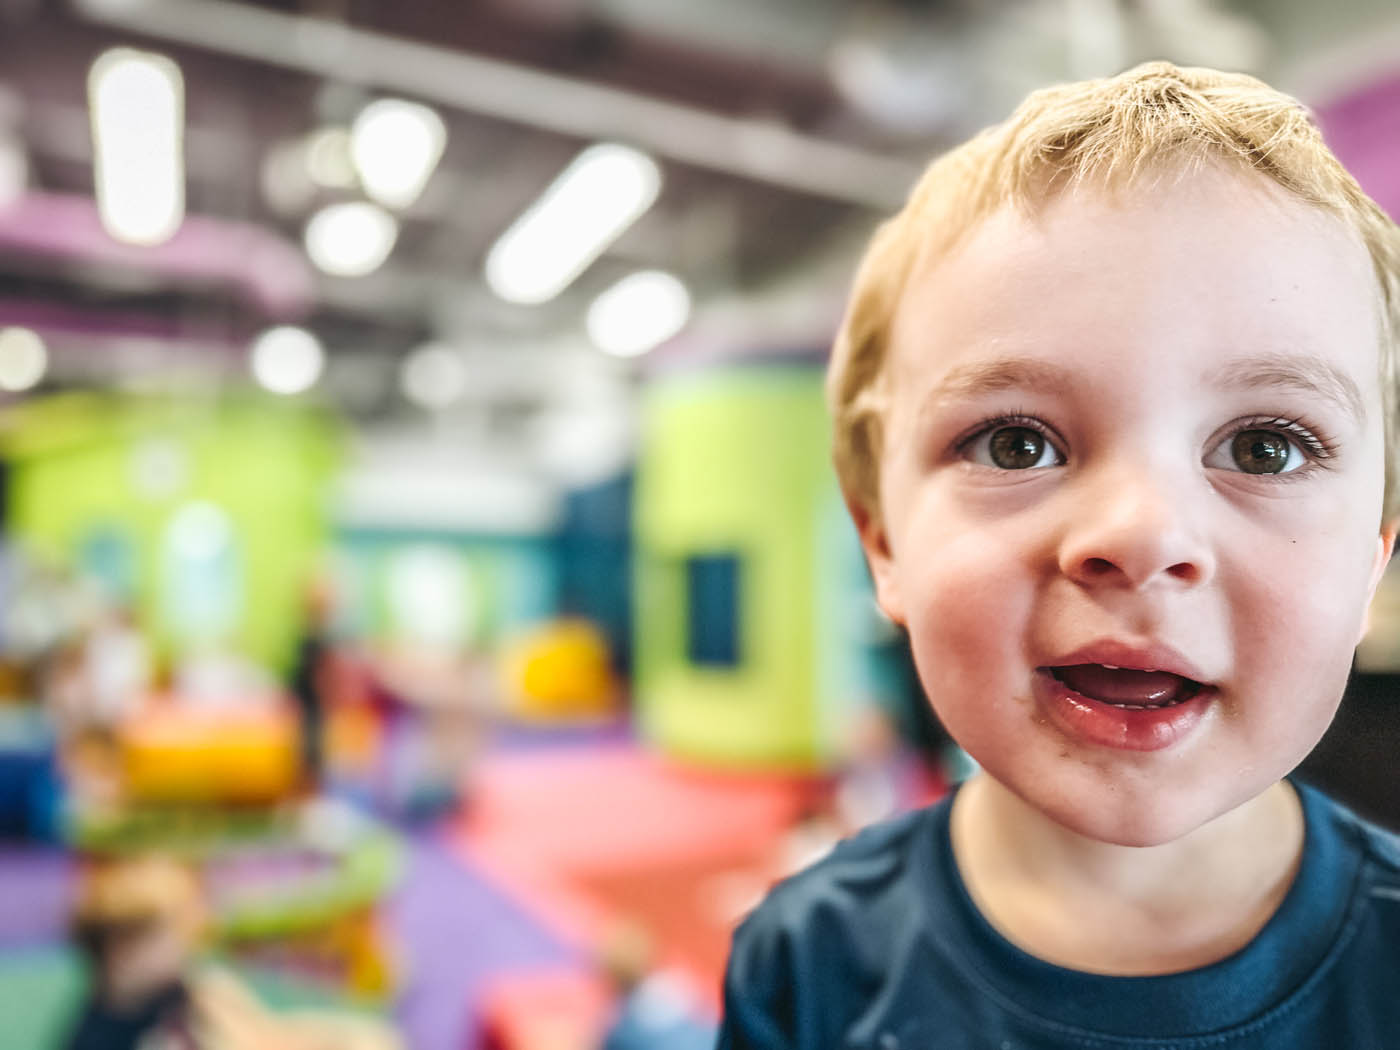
[0,847,73,948]
[386,829,578,1050]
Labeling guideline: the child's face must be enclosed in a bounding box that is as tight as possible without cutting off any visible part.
[859,165,1396,847]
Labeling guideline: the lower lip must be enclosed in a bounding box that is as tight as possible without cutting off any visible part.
[1032,670,1214,752]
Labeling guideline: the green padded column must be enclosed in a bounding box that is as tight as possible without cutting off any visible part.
[633,365,839,769]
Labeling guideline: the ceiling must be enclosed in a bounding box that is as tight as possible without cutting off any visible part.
[0,0,1395,469]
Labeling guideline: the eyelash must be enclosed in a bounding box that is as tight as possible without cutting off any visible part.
[1239,416,1336,463]
[953,412,1062,461]
[951,412,1338,473]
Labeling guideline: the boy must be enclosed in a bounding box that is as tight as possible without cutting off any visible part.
[717,61,1400,1048]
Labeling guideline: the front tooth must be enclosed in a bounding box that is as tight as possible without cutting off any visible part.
[1102,663,1122,670]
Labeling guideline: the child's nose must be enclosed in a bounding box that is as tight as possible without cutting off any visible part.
[1056,465,1215,591]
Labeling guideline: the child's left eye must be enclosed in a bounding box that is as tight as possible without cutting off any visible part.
[1204,423,1323,475]
[960,421,1066,470]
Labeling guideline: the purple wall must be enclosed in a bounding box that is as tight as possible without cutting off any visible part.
[1319,73,1400,222]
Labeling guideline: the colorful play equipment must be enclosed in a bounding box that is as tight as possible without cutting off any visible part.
[0,705,61,840]
[66,852,402,1047]
[632,364,870,769]
[498,618,619,723]
[477,968,613,1050]
[69,794,403,1001]
[118,703,301,805]
[1,391,341,674]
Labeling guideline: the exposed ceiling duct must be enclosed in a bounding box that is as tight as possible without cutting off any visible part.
[73,0,923,210]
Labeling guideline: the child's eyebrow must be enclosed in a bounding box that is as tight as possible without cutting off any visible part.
[1208,353,1366,425]
[916,352,1367,426]
[919,357,1074,410]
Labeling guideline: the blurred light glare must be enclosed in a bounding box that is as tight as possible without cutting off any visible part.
[260,139,316,216]
[130,438,189,500]
[88,47,185,246]
[304,201,398,277]
[587,271,690,357]
[250,326,324,394]
[304,126,357,189]
[168,501,234,561]
[485,143,660,305]
[386,545,473,648]
[0,137,28,209]
[351,99,447,209]
[401,343,468,409]
[0,326,46,391]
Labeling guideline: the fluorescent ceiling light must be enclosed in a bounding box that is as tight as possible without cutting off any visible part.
[351,99,447,209]
[485,143,660,305]
[303,201,398,277]
[401,343,468,409]
[250,325,324,394]
[0,326,47,391]
[88,47,185,246]
[587,270,690,357]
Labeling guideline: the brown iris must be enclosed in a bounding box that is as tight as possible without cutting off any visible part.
[989,426,1049,469]
[1231,430,1292,474]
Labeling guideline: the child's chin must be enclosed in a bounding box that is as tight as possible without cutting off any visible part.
[1040,793,1221,848]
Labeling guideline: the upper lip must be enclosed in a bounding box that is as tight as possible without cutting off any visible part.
[1041,639,1214,685]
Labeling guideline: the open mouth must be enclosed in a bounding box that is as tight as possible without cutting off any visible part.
[1046,664,1207,710]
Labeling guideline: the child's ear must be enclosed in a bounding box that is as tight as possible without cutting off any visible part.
[848,496,907,627]
[1359,521,1398,645]
[1368,522,1396,595]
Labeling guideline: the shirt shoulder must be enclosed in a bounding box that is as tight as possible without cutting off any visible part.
[720,804,951,1050]
[1289,782,1400,975]
[1300,784,1400,878]
[745,804,942,938]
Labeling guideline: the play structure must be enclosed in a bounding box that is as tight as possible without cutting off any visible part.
[497,618,619,724]
[0,391,341,674]
[70,790,402,1001]
[632,362,884,769]
[118,703,300,805]
[65,853,402,1049]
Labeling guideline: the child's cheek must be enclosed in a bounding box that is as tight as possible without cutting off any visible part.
[904,524,1041,670]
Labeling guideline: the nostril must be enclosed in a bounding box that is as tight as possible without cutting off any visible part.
[1082,557,1116,577]
[1167,561,1199,582]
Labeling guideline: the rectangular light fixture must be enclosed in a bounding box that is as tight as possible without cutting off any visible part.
[88,47,186,246]
[485,142,660,305]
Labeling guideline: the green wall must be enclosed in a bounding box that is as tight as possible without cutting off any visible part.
[3,392,340,673]
[633,365,839,769]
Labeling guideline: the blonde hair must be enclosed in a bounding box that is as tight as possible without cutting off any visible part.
[828,60,1400,526]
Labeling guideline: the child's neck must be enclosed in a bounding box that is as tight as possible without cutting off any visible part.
[948,773,1304,976]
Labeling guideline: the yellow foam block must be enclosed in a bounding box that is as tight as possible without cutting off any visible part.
[500,620,618,723]
[121,706,300,804]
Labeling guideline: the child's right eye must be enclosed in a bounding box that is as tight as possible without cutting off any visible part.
[960,419,1066,470]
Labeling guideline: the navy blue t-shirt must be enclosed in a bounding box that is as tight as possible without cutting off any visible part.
[718,781,1400,1049]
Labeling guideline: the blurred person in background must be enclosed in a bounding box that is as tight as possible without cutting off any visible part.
[64,853,403,1050]
[286,575,338,794]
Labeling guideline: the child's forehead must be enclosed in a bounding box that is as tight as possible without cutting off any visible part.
[880,165,1381,416]
[908,159,1365,277]
[895,168,1373,345]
